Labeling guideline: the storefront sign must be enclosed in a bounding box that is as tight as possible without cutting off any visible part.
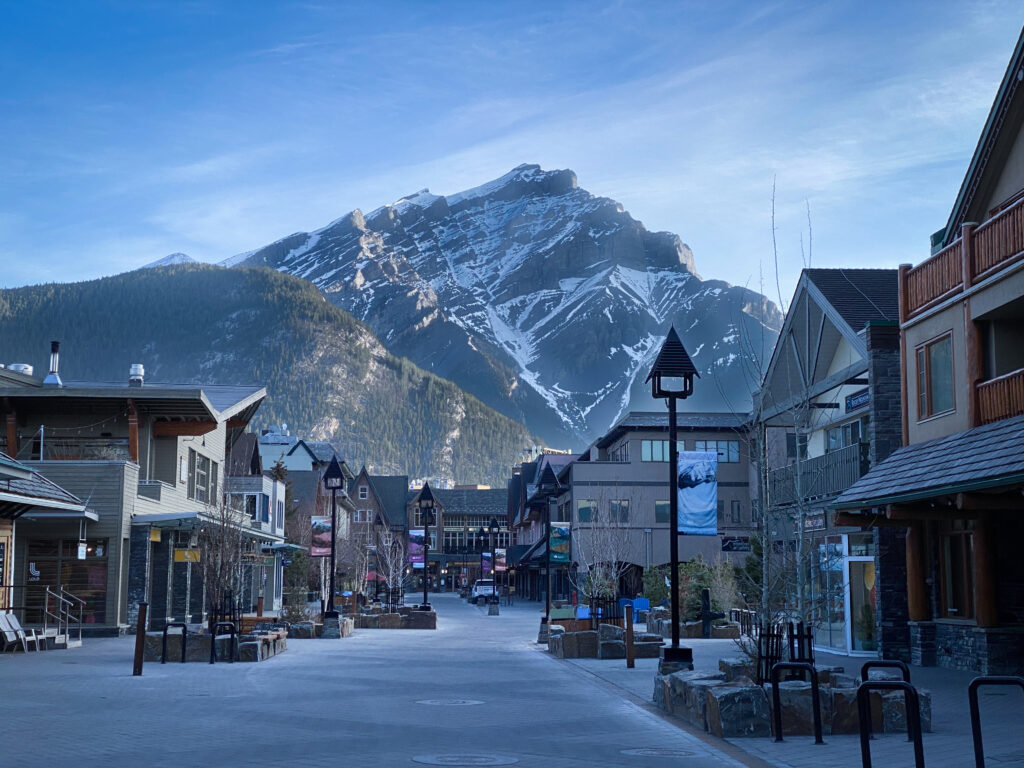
[174,548,202,563]
[721,537,751,552]
[845,388,870,412]
[677,451,718,535]
[150,528,162,542]
[804,512,827,531]
[77,541,87,560]
[311,516,332,557]
[408,529,425,564]
[549,523,570,563]
[494,548,507,572]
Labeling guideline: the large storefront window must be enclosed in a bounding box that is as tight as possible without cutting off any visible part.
[811,533,876,655]
[25,538,108,624]
[813,536,846,651]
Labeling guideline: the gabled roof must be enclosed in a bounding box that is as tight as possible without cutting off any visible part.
[227,433,262,477]
[363,473,411,529]
[834,413,1024,509]
[938,26,1024,248]
[645,325,699,382]
[803,269,898,331]
[593,410,749,449]
[433,488,508,520]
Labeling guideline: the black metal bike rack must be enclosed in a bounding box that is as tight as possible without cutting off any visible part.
[209,621,237,665]
[770,661,824,744]
[856,680,925,768]
[161,622,188,664]
[968,675,1024,768]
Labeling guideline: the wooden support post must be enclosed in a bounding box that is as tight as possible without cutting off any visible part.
[973,514,998,628]
[905,524,929,622]
[625,604,635,669]
[127,400,139,464]
[5,412,17,458]
[897,264,911,448]
[132,601,148,676]
[965,297,983,429]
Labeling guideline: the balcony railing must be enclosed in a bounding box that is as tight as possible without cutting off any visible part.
[903,194,1024,318]
[977,367,1024,425]
[768,443,866,508]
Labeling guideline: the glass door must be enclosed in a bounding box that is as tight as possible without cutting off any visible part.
[848,559,877,652]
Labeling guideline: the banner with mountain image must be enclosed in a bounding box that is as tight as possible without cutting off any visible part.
[408,529,425,568]
[549,523,570,563]
[677,451,718,535]
[311,516,332,557]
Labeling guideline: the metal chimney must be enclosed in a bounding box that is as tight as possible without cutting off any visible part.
[42,341,63,388]
[129,364,145,387]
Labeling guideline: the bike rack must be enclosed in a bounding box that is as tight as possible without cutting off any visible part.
[770,661,824,744]
[968,675,1024,768]
[161,622,188,664]
[856,681,924,768]
[209,621,237,665]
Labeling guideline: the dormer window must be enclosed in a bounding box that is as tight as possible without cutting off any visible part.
[358,486,368,500]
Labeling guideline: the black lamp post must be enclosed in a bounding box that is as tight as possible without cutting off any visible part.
[322,455,346,616]
[417,482,435,611]
[478,525,486,582]
[645,325,698,669]
[536,465,559,629]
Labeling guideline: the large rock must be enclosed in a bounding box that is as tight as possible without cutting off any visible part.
[719,657,754,682]
[667,671,726,730]
[548,633,564,658]
[379,612,402,629]
[406,610,437,630]
[635,642,662,659]
[598,640,626,659]
[706,683,771,738]
[238,641,260,662]
[559,632,580,658]
[767,680,831,736]
[575,631,598,658]
[654,674,672,713]
[830,687,861,734]
[881,689,932,734]
[598,623,624,642]
[710,622,740,640]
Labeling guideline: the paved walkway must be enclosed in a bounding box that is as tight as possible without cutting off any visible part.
[0,594,759,768]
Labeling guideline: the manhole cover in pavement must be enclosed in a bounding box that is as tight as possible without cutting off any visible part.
[412,756,518,766]
[416,699,484,706]
[621,748,696,757]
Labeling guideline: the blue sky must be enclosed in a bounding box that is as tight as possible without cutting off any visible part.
[1,1,1022,307]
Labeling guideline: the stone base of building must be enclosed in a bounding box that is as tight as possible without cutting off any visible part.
[910,621,1024,675]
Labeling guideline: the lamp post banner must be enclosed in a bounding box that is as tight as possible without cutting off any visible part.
[408,529,425,564]
[494,548,507,572]
[677,451,718,535]
[481,552,492,574]
[549,523,571,563]
[310,516,332,557]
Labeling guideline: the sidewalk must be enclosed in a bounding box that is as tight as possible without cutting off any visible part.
[551,630,1024,767]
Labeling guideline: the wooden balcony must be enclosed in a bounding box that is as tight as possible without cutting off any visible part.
[977,367,1024,425]
[902,194,1024,318]
[767,443,866,508]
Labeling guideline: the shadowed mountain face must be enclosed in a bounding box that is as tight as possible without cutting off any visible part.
[234,164,781,445]
[0,265,537,486]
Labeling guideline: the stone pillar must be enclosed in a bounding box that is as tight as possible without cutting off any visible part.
[126,525,153,632]
[876,526,909,661]
[149,531,173,630]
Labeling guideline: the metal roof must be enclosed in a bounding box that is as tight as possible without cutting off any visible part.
[0,451,89,519]
[834,413,1024,509]
[645,326,699,382]
[803,269,898,331]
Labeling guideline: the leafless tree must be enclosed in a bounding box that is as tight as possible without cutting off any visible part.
[197,499,249,627]
[569,488,634,606]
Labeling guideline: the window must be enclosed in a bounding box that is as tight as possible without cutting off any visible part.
[261,495,270,523]
[354,509,372,524]
[655,500,670,524]
[827,419,867,452]
[576,499,596,523]
[730,500,741,525]
[695,440,739,463]
[245,495,258,520]
[187,449,218,504]
[939,521,974,619]
[358,485,369,500]
[276,500,284,531]
[786,433,808,460]
[917,334,955,418]
[610,499,629,522]
[640,440,683,462]
[609,442,630,462]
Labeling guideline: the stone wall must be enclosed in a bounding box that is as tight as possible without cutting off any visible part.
[126,525,152,631]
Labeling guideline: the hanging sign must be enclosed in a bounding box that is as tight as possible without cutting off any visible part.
[174,548,202,563]
[677,451,718,535]
[549,524,570,563]
[408,529,425,565]
[77,541,87,560]
[481,552,492,574]
[494,548,507,572]
[311,516,332,557]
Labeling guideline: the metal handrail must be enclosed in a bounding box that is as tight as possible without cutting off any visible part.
[209,622,237,664]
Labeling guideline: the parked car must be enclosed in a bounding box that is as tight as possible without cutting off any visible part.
[471,579,496,603]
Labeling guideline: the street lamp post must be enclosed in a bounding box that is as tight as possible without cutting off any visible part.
[478,525,486,584]
[322,455,346,617]
[373,512,385,602]
[488,516,500,614]
[645,325,698,672]
[416,483,436,611]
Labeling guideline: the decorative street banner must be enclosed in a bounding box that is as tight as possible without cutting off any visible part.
[408,529,425,565]
[311,516,332,557]
[677,450,718,535]
[549,523,570,563]
[481,551,492,574]
[494,548,507,572]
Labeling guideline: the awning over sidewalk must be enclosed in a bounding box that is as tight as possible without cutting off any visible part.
[834,413,1024,510]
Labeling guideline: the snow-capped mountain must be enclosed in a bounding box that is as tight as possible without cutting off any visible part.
[230,164,781,446]
[143,252,196,269]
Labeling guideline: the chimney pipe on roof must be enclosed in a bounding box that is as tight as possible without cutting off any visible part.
[42,341,63,388]
[129,364,144,387]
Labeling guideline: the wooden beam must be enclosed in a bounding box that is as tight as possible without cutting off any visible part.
[127,399,139,464]
[887,503,981,521]
[225,418,249,429]
[833,511,907,527]
[973,513,998,628]
[152,420,218,437]
[898,264,910,448]
[906,523,929,621]
[955,492,1018,511]
[6,412,17,458]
